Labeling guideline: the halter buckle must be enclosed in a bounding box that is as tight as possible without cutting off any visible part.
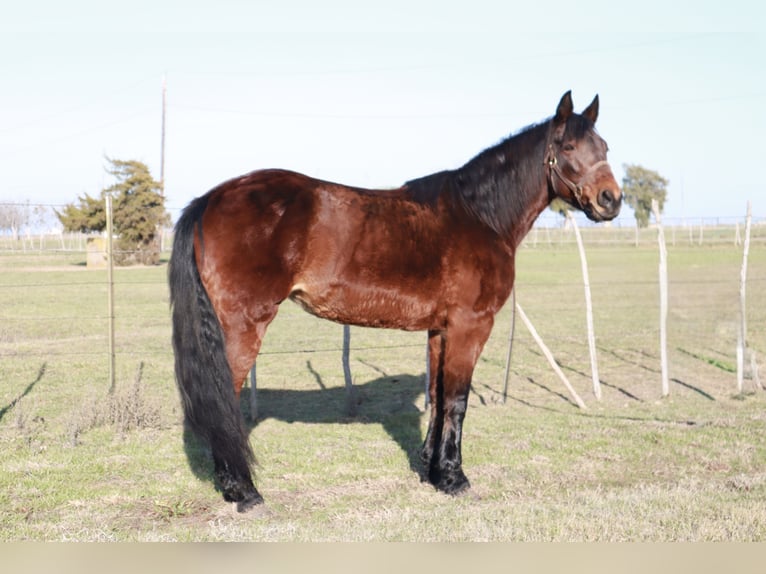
[545,144,557,167]
[546,143,584,210]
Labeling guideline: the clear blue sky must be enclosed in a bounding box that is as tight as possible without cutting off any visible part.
[2,0,764,226]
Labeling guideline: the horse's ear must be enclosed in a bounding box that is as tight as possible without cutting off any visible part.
[583,94,599,124]
[554,91,573,125]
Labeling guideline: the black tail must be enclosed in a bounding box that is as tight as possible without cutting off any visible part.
[168,194,262,510]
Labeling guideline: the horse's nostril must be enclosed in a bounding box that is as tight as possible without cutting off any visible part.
[598,189,615,209]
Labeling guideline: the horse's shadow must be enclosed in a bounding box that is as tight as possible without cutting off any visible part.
[183,373,427,492]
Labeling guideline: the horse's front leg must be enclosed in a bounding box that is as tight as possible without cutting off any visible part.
[420,329,444,479]
[422,316,493,495]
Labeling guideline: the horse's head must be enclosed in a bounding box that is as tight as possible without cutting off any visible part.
[546,91,622,222]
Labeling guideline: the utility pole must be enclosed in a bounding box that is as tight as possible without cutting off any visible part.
[160,75,167,194]
[158,75,168,253]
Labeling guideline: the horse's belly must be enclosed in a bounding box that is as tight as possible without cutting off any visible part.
[288,282,436,331]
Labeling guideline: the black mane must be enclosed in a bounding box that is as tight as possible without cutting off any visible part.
[405,120,552,235]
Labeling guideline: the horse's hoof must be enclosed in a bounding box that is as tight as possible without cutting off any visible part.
[442,476,471,496]
[235,491,265,513]
[432,468,471,496]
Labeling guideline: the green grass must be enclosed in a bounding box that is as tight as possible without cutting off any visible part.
[1,233,765,540]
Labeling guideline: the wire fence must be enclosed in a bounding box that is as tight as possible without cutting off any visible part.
[2,221,766,255]
[1,208,764,407]
[2,200,766,244]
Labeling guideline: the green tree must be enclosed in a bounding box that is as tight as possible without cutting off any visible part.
[622,164,668,227]
[56,193,105,233]
[57,158,169,265]
[549,197,572,217]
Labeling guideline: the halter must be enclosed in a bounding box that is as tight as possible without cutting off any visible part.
[545,143,609,209]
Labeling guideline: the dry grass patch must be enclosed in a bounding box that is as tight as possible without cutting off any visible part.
[66,362,164,446]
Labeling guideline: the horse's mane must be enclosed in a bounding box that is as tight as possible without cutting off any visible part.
[405,120,552,235]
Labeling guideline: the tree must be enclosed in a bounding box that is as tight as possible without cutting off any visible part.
[56,193,105,233]
[549,197,572,217]
[57,158,169,265]
[105,159,170,265]
[0,202,30,240]
[622,164,668,227]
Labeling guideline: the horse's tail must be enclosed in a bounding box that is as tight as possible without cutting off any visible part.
[168,195,261,509]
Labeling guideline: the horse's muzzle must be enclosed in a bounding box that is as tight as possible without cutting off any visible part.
[591,186,622,221]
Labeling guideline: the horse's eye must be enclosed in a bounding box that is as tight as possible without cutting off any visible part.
[563,143,575,152]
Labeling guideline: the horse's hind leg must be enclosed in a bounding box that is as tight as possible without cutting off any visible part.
[224,309,278,399]
[214,304,279,510]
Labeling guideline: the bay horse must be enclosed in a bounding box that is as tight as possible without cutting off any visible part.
[169,91,622,511]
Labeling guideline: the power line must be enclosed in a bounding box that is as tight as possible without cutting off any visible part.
[0,75,157,135]
[1,108,155,158]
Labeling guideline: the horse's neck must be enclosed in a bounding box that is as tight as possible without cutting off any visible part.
[505,184,551,252]
[502,127,553,250]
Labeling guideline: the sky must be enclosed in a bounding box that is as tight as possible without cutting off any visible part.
[2,0,765,227]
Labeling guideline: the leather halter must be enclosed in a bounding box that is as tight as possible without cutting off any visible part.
[545,143,609,209]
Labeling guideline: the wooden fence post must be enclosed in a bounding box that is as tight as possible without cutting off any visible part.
[248,324,357,420]
[342,325,352,389]
[651,199,670,397]
[424,335,430,409]
[249,363,258,421]
[105,193,116,395]
[502,288,516,403]
[516,302,587,409]
[737,201,752,393]
[567,212,601,400]
[342,324,357,414]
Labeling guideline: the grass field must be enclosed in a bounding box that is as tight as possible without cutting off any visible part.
[1,230,765,541]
